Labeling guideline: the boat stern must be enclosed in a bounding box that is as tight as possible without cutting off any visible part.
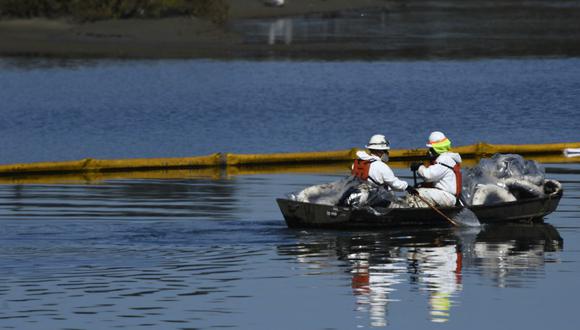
[276,198,352,228]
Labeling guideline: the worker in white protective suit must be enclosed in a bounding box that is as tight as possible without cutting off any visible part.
[410,131,462,207]
[352,134,418,195]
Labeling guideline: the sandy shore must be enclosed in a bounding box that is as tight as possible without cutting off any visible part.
[0,17,243,58]
[1,0,579,59]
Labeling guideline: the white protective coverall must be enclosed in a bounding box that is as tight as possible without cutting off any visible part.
[355,151,409,191]
[416,152,462,207]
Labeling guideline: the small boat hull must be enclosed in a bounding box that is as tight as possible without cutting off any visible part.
[277,190,563,229]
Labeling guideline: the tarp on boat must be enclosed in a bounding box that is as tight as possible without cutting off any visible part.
[289,175,398,208]
[289,153,562,209]
[462,154,561,206]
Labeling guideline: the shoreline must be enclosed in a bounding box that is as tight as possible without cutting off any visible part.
[0,0,393,59]
[1,0,580,60]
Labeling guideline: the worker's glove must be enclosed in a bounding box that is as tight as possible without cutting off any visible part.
[410,162,423,172]
[406,186,419,195]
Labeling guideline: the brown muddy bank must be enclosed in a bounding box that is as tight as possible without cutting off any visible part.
[1,0,580,59]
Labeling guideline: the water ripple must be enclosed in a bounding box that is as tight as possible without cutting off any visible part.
[0,165,577,329]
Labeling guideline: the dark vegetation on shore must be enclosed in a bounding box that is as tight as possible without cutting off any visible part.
[0,0,229,23]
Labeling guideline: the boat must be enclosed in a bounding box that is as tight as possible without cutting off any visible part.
[276,187,563,229]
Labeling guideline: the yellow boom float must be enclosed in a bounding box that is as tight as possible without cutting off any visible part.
[0,142,578,178]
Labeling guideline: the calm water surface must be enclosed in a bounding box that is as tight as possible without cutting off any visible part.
[0,164,579,329]
[0,58,578,164]
[0,57,579,329]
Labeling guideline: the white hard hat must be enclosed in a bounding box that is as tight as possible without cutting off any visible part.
[426,131,447,147]
[365,134,390,150]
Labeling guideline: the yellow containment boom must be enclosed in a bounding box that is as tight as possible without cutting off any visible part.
[0,142,578,177]
[0,154,223,176]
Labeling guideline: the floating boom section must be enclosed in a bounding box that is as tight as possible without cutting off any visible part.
[0,142,578,177]
[226,149,358,165]
[0,154,223,175]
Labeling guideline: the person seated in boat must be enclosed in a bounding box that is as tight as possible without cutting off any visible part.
[409,131,462,207]
[352,134,418,195]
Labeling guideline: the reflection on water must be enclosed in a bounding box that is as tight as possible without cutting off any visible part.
[2,222,561,328]
[279,224,563,326]
[251,12,390,46]
[233,10,389,46]
[268,19,293,45]
[408,245,462,323]
[230,2,580,58]
[0,164,577,329]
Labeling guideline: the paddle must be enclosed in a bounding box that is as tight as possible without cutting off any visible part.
[411,169,481,227]
[452,205,481,227]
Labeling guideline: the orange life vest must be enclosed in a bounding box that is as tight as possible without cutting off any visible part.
[438,162,462,199]
[352,159,375,181]
[453,164,462,198]
[425,160,462,198]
